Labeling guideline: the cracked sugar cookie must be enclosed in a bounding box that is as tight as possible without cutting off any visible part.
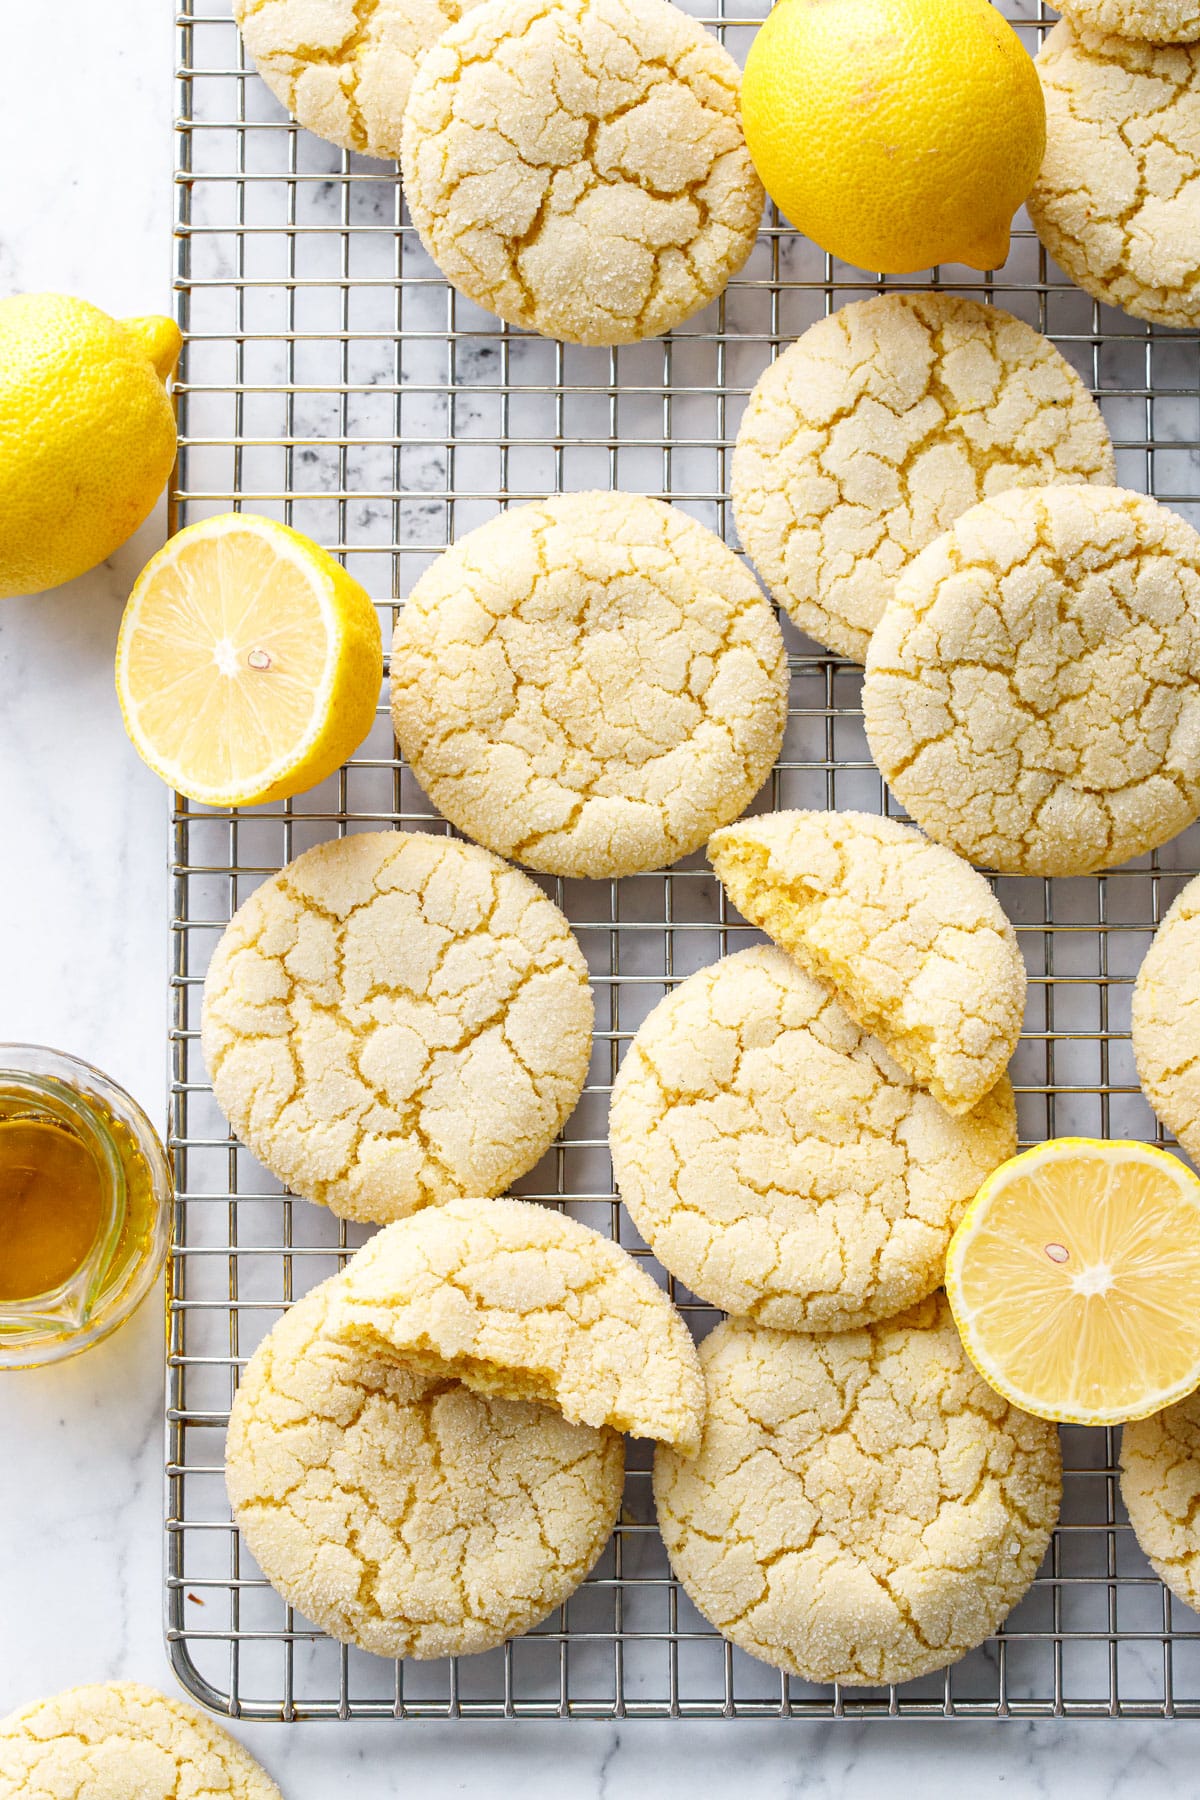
[234,0,483,159]
[608,945,1017,1334]
[1056,0,1200,41]
[326,1194,705,1450]
[0,1682,280,1799]
[1122,1391,1200,1614]
[864,485,1200,878]
[399,0,764,345]
[1132,875,1200,1165]
[653,1299,1061,1687]
[390,493,789,879]
[200,830,593,1223]
[708,810,1026,1117]
[1028,23,1200,329]
[226,1278,623,1658]
[731,293,1116,663]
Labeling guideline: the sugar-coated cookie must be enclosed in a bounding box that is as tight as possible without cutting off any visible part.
[327,1195,705,1451]
[731,294,1115,663]
[226,1278,624,1659]
[1122,1391,1200,1614]
[1132,874,1200,1165]
[1056,0,1200,41]
[708,810,1026,1116]
[234,0,483,158]
[0,1682,281,1799]
[391,493,788,879]
[1029,22,1200,329]
[201,830,593,1223]
[608,946,1017,1334]
[654,1300,1062,1687]
[399,0,764,344]
[864,486,1200,877]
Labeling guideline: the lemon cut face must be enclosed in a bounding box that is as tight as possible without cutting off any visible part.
[116,513,382,808]
[946,1138,1200,1426]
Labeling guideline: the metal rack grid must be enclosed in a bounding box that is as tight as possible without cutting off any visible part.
[165,0,1200,1721]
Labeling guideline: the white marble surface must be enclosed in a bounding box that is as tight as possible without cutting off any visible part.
[0,0,1197,1790]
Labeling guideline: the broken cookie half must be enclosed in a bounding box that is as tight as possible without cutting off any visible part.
[226,1198,703,1661]
[708,809,1026,1117]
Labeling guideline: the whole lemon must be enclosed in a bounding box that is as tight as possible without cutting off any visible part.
[741,0,1046,274]
[0,293,181,599]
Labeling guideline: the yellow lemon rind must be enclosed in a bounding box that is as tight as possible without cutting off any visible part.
[945,1136,1200,1427]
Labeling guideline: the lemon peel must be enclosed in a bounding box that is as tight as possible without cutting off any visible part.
[740,0,1045,276]
[0,293,179,600]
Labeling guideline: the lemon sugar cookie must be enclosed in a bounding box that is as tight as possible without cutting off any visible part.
[390,493,789,879]
[0,1682,281,1799]
[201,830,593,1223]
[1132,875,1200,1166]
[653,1300,1062,1687]
[399,0,764,345]
[708,810,1026,1116]
[864,485,1200,877]
[731,294,1115,663]
[1122,1392,1200,1614]
[1028,24,1200,330]
[234,0,483,159]
[327,1195,705,1451]
[1056,0,1200,40]
[226,1279,623,1659]
[608,945,1017,1334]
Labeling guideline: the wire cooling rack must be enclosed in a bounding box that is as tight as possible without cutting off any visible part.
[165,0,1200,1722]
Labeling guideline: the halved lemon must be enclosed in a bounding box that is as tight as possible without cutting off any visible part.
[945,1138,1200,1426]
[115,512,382,807]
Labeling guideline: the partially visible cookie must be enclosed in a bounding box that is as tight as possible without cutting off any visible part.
[400,0,764,345]
[1028,23,1200,330]
[201,830,593,1223]
[708,810,1026,1116]
[1056,0,1200,41]
[1122,1391,1200,1614]
[608,945,1017,1334]
[391,493,788,879]
[326,1195,705,1452]
[864,486,1200,877]
[653,1299,1062,1687]
[226,1278,624,1659]
[234,0,482,159]
[731,294,1115,662]
[1132,874,1200,1165]
[0,1682,281,1799]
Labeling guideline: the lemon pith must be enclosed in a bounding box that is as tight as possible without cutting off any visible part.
[740,0,1046,275]
[0,293,180,599]
[115,513,383,808]
[945,1137,1200,1426]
